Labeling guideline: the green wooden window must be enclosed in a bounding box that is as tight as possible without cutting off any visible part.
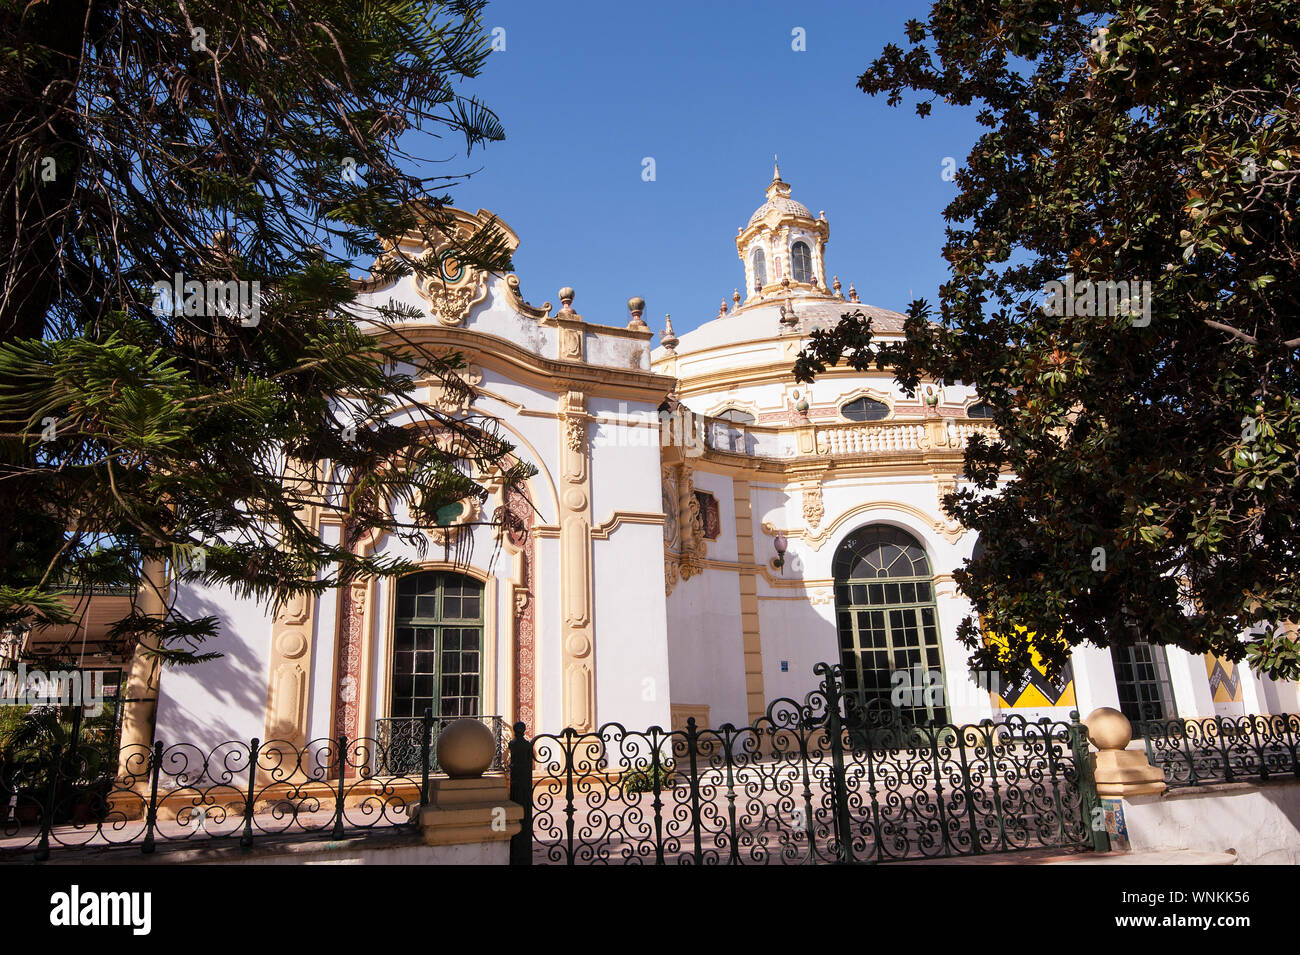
[1111,642,1176,729]
[834,525,947,726]
[391,571,483,720]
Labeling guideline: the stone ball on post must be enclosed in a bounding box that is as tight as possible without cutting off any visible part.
[1084,706,1133,751]
[436,718,496,778]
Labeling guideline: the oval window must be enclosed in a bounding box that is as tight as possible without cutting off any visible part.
[840,397,889,421]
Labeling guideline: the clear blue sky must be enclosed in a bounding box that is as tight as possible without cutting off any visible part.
[436,0,980,337]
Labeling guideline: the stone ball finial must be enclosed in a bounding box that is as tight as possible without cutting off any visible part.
[435,718,497,778]
[1084,707,1133,751]
[732,288,741,305]
[558,287,575,311]
[627,296,648,331]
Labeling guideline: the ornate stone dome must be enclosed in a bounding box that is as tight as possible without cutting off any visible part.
[748,194,813,226]
[747,163,814,225]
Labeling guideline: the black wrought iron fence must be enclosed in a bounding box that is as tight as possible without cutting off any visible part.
[0,711,502,861]
[508,662,1108,865]
[1140,712,1300,787]
[375,715,504,776]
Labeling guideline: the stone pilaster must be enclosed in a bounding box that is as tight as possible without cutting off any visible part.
[116,555,168,778]
[265,590,314,745]
[266,460,318,746]
[733,480,767,722]
[558,389,595,732]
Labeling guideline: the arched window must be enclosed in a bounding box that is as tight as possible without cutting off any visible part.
[714,407,755,424]
[967,401,995,419]
[391,571,483,720]
[791,241,813,284]
[751,248,767,288]
[840,397,890,421]
[833,525,947,726]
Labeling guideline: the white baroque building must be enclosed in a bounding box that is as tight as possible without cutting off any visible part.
[121,167,1297,751]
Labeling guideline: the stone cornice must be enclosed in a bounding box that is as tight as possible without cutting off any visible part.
[376,324,674,404]
[656,357,907,398]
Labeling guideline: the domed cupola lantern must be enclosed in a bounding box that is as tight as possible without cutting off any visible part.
[736,161,830,309]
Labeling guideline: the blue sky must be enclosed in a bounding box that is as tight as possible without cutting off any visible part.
[436,0,981,337]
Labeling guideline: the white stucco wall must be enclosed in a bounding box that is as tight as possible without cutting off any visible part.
[592,523,672,730]
[1123,781,1300,864]
[154,583,275,749]
[666,568,747,730]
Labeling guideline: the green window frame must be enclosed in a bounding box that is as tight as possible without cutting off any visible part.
[833,526,948,726]
[1111,642,1176,729]
[390,571,483,720]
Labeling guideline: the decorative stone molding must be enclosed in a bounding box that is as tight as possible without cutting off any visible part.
[801,481,824,530]
[559,326,584,363]
[504,484,537,734]
[559,391,587,453]
[424,359,482,417]
[661,471,680,551]
[677,463,706,581]
[383,324,675,406]
[760,498,967,552]
[333,573,373,745]
[663,555,680,597]
[504,274,552,321]
[411,222,493,326]
[590,510,666,540]
[422,493,483,548]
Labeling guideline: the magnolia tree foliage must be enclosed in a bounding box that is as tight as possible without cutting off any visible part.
[796,2,1300,681]
[0,0,531,667]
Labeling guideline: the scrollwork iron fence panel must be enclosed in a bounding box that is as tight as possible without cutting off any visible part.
[375,715,504,776]
[0,709,501,860]
[511,662,1103,865]
[1141,712,1300,787]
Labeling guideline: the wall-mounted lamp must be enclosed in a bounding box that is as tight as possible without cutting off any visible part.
[772,534,788,573]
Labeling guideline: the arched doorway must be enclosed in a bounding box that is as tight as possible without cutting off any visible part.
[833,525,947,727]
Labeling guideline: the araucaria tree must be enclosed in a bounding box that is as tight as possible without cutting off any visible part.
[0,0,530,667]
[795,2,1300,680]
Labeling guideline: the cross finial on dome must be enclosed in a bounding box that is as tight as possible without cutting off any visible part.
[773,155,782,182]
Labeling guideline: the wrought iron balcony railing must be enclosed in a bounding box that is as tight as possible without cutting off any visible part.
[374,715,504,776]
